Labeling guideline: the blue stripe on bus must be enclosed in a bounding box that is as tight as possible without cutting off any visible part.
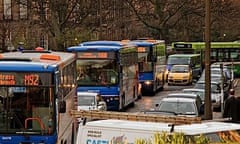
[0,134,57,143]
[77,86,119,96]
[138,72,154,81]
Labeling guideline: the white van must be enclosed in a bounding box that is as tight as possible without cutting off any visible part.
[76,119,240,143]
[77,92,107,111]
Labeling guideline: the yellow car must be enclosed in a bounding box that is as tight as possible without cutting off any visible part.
[167,65,192,85]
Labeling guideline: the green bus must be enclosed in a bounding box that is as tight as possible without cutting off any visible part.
[166,54,202,80]
[172,42,240,77]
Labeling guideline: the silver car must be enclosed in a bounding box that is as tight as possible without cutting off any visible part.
[194,80,229,111]
[155,97,204,118]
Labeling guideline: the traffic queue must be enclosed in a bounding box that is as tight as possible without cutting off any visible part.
[70,40,240,144]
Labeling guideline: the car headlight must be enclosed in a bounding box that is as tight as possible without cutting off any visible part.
[183,76,188,79]
[168,76,173,79]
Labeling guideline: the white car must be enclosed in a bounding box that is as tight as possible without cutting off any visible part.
[77,92,107,111]
[182,88,205,102]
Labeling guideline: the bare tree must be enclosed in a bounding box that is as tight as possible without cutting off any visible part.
[125,0,240,42]
[12,0,96,51]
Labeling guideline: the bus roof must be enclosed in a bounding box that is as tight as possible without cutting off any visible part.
[0,50,75,72]
[79,40,132,47]
[129,41,153,47]
[173,42,240,49]
[67,45,123,52]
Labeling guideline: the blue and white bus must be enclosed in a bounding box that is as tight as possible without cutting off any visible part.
[0,49,77,144]
[67,41,139,111]
[130,40,166,95]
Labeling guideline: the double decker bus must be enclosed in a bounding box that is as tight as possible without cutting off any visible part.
[67,41,139,111]
[129,40,166,95]
[0,49,77,144]
[172,42,240,77]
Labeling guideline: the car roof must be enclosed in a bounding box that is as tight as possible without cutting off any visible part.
[172,64,189,67]
[182,88,205,92]
[167,93,199,97]
[161,97,196,102]
[196,80,220,84]
[211,63,230,68]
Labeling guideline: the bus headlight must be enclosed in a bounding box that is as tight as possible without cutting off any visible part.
[144,81,152,85]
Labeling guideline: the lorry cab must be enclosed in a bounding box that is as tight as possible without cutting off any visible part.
[77,92,107,111]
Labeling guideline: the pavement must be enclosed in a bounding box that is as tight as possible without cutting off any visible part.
[211,78,239,121]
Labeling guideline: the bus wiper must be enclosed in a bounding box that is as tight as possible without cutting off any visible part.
[16,131,41,134]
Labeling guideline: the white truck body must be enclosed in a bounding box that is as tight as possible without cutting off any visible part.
[76,119,170,144]
[76,119,240,144]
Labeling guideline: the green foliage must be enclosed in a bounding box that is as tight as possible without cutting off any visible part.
[135,131,209,144]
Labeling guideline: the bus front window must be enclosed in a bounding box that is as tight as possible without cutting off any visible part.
[167,58,190,65]
[0,87,55,135]
[139,62,153,72]
[77,59,118,86]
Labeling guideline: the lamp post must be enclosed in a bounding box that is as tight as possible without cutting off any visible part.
[204,0,212,120]
[231,59,234,86]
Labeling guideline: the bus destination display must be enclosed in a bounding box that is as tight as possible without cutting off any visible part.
[0,73,45,86]
[77,52,115,59]
[174,43,192,49]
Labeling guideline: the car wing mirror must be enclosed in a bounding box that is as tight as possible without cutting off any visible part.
[97,101,106,110]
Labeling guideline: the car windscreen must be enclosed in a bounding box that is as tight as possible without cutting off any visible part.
[158,101,197,115]
[182,90,205,101]
[194,83,220,93]
[171,66,189,73]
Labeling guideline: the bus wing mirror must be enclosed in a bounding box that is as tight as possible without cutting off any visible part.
[59,100,66,113]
